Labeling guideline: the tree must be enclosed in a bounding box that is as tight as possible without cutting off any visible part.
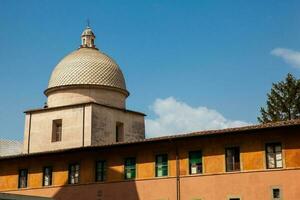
[258,73,300,123]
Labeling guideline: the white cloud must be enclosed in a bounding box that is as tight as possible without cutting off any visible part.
[271,48,300,68]
[145,97,250,138]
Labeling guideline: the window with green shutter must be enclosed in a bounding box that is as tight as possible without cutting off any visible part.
[68,163,80,184]
[95,160,106,182]
[124,158,136,179]
[156,154,168,177]
[189,151,202,174]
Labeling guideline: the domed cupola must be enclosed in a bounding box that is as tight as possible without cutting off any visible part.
[45,26,129,109]
[81,26,96,48]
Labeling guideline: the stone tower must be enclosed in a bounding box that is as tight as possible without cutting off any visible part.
[23,26,145,154]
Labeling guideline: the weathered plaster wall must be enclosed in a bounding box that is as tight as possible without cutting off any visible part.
[22,103,144,154]
[91,104,145,145]
[23,105,92,154]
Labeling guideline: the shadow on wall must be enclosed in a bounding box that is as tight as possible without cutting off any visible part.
[52,151,140,200]
[1,141,180,200]
[0,193,53,200]
[0,153,140,200]
[51,166,177,200]
[50,144,178,200]
[52,180,140,200]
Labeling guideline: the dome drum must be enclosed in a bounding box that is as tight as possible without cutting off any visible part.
[46,85,128,108]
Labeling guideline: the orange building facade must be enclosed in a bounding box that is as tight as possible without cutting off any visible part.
[1,120,300,200]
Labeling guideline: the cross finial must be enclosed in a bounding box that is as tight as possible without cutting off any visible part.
[86,19,90,28]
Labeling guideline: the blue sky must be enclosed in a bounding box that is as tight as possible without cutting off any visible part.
[1,0,300,140]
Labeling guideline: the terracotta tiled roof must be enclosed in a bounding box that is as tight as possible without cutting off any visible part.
[143,119,300,141]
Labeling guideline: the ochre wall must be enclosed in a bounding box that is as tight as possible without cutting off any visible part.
[180,168,300,200]
[3,169,300,200]
[1,126,300,199]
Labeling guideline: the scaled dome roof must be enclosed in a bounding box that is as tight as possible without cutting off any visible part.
[45,28,128,96]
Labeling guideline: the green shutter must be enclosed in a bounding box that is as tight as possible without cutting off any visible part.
[189,151,202,165]
[125,158,136,179]
[189,151,202,174]
[156,154,168,177]
[96,160,106,182]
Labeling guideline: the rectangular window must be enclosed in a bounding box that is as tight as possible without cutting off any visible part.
[226,147,240,172]
[266,143,283,169]
[124,158,136,179]
[155,154,168,177]
[18,169,28,188]
[43,167,52,186]
[189,151,202,174]
[68,163,80,184]
[95,160,106,182]
[116,122,124,142]
[52,119,62,142]
[229,198,240,200]
[272,188,281,200]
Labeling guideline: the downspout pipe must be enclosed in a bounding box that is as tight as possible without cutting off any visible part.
[170,139,180,200]
[27,113,32,154]
[82,105,86,147]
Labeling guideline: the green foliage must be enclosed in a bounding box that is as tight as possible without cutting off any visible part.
[258,73,300,123]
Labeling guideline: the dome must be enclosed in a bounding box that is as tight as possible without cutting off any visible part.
[45,47,128,96]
